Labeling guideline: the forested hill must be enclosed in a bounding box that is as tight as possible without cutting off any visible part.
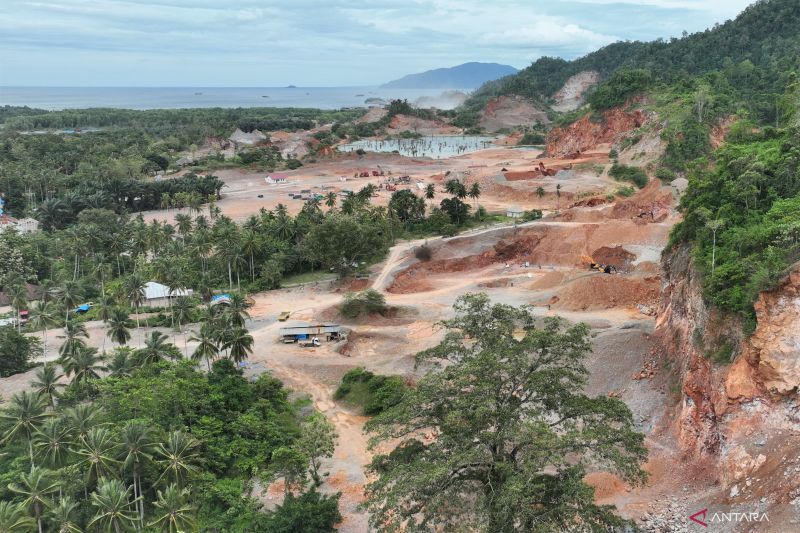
[467,0,800,106]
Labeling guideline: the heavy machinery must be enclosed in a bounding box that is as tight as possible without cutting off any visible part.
[580,255,615,274]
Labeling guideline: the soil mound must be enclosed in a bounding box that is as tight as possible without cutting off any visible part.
[552,274,660,312]
[592,246,636,272]
[610,181,672,223]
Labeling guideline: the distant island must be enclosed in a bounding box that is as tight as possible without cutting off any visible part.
[380,62,518,89]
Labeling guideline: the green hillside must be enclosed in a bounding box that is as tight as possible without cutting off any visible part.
[467,0,800,111]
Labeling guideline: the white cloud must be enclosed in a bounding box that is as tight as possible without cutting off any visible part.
[0,0,759,86]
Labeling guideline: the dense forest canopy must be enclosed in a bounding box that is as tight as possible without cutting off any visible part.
[466,0,800,108]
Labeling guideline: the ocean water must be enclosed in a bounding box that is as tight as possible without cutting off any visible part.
[0,86,468,111]
[339,135,496,159]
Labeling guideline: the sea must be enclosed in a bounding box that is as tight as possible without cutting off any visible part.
[0,86,469,111]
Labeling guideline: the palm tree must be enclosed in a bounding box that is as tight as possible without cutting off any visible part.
[225,293,251,328]
[174,213,193,243]
[536,186,545,199]
[57,282,83,325]
[9,283,28,334]
[63,404,103,442]
[120,422,153,526]
[107,308,132,347]
[148,484,196,533]
[171,297,192,358]
[223,327,253,364]
[8,467,59,533]
[96,294,115,352]
[325,191,337,210]
[425,183,436,208]
[48,497,82,533]
[155,431,200,487]
[0,501,34,532]
[30,364,64,409]
[189,323,219,371]
[58,321,88,361]
[75,427,120,488]
[107,348,136,378]
[62,347,106,387]
[28,302,55,358]
[123,273,146,346]
[0,391,50,468]
[88,478,139,533]
[136,331,174,365]
[239,230,260,283]
[468,182,481,210]
[34,418,71,471]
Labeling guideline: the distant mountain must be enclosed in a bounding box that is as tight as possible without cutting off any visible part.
[380,62,518,89]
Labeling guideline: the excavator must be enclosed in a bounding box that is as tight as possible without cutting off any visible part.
[580,255,615,274]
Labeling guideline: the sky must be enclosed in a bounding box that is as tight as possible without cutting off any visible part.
[0,0,756,87]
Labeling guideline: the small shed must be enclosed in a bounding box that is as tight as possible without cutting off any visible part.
[279,324,343,343]
[265,173,289,184]
[506,206,524,219]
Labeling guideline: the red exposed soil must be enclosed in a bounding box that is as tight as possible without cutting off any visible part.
[547,107,647,157]
[552,274,661,312]
[592,246,637,272]
[609,181,672,223]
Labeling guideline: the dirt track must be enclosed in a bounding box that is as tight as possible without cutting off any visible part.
[3,154,698,531]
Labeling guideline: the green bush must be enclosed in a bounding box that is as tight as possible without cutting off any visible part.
[334,367,406,415]
[609,163,648,188]
[522,209,543,221]
[340,289,387,319]
[519,131,546,145]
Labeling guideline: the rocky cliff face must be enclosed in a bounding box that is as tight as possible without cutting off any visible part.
[656,246,800,492]
[546,107,646,157]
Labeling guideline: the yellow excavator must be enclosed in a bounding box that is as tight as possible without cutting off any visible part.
[580,255,615,274]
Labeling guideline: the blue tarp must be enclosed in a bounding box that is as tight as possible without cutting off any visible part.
[211,294,231,302]
[74,303,91,313]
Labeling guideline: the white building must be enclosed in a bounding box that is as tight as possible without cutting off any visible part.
[143,281,193,307]
[506,207,524,219]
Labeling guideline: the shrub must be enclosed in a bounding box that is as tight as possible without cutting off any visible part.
[608,148,618,160]
[414,244,432,262]
[609,163,648,188]
[616,186,636,197]
[334,367,406,415]
[519,131,546,145]
[654,167,676,182]
[340,289,387,319]
[521,209,543,221]
[286,158,303,169]
[440,224,458,237]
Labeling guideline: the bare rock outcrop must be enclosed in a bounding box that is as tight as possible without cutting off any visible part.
[551,70,600,112]
[745,266,800,394]
[546,107,646,157]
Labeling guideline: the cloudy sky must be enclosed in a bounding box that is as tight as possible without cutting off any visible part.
[1,0,755,87]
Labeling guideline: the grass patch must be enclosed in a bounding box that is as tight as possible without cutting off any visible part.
[609,163,648,188]
[333,367,406,415]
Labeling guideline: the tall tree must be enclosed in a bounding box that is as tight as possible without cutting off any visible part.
[88,478,139,533]
[148,484,196,533]
[188,323,219,371]
[30,364,64,409]
[28,301,55,356]
[74,427,120,489]
[62,347,106,387]
[107,308,132,347]
[120,421,153,525]
[136,331,174,365]
[155,431,200,487]
[364,293,647,532]
[0,391,50,468]
[222,327,253,364]
[7,467,59,533]
[296,413,337,486]
[48,497,82,533]
[0,501,34,532]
